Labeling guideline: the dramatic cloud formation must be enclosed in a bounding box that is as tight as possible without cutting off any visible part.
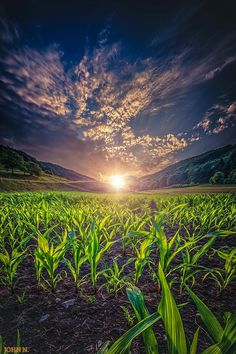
[0,1,236,177]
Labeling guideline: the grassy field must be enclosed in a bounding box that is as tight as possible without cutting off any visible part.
[1,170,236,194]
[0,173,102,192]
[144,184,236,194]
[0,191,235,353]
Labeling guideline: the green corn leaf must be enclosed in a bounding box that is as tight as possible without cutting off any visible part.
[104,312,160,354]
[158,263,187,354]
[127,286,159,354]
[187,287,223,343]
[190,327,200,354]
[192,236,217,265]
[201,312,236,354]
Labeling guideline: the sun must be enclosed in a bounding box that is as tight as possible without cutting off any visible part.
[110,175,125,189]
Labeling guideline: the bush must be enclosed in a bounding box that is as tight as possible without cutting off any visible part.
[0,150,24,174]
[228,169,236,184]
[26,161,42,176]
[209,171,225,184]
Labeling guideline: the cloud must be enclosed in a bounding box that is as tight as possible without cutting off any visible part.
[194,101,236,135]
[0,19,70,118]
[205,55,236,80]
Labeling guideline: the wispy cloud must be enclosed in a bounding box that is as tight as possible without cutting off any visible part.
[0,19,70,118]
[194,101,236,135]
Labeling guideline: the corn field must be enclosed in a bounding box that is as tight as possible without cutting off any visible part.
[0,192,235,353]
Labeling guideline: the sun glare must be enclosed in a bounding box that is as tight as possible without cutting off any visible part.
[110,175,125,189]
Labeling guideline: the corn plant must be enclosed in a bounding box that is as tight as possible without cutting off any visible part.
[117,211,148,256]
[151,216,193,279]
[203,247,236,291]
[179,231,233,292]
[0,239,29,293]
[103,258,133,293]
[133,237,153,285]
[64,230,87,292]
[84,222,114,292]
[34,234,67,291]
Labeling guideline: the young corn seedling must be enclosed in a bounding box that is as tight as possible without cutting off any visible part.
[0,240,28,293]
[117,211,148,256]
[85,221,114,292]
[103,258,133,293]
[99,262,236,354]
[203,247,236,292]
[98,263,190,354]
[34,234,67,292]
[151,216,193,285]
[133,237,153,285]
[179,230,233,292]
[65,230,87,292]
[120,305,135,327]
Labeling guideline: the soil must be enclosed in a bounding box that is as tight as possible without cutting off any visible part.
[0,226,235,354]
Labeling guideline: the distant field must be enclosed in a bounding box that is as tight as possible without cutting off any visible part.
[143,184,236,194]
[0,173,100,192]
[1,171,236,194]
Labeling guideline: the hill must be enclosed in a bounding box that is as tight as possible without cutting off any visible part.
[0,145,111,192]
[40,161,94,181]
[140,144,236,189]
[0,145,94,182]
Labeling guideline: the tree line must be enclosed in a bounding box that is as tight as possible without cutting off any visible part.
[209,170,236,184]
[0,149,43,176]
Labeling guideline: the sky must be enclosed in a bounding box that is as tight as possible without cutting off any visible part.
[0,0,236,178]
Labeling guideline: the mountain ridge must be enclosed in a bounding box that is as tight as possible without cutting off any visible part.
[0,145,95,182]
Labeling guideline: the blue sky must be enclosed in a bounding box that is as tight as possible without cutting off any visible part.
[0,0,236,177]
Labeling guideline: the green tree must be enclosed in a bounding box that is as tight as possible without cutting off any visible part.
[209,171,225,184]
[228,169,236,184]
[0,150,24,174]
[26,161,42,176]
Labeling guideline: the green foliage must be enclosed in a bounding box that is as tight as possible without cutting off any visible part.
[187,287,236,354]
[25,161,42,176]
[0,149,24,174]
[84,221,114,291]
[65,230,87,291]
[141,144,236,188]
[228,169,236,183]
[0,240,28,292]
[127,286,159,353]
[120,305,135,326]
[34,233,67,291]
[210,171,225,184]
[104,258,132,292]
[158,263,187,354]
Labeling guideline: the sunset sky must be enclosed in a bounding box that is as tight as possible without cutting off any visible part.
[0,0,236,178]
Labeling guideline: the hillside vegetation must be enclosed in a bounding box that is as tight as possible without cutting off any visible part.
[140,144,236,189]
[0,145,94,181]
